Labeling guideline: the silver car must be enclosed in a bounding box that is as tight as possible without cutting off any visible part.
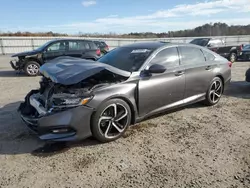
[19,42,231,142]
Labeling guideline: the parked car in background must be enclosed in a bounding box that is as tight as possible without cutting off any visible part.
[190,38,242,63]
[10,39,101,76]
[19,42,231,143]
[238,44,250,61]
[93,40,109,55]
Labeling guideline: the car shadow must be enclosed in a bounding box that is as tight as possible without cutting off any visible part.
[224,81,250,99]
[0,101,100,156]
[0,70,27,77]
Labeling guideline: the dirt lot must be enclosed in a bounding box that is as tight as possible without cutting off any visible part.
[0,56,249,188]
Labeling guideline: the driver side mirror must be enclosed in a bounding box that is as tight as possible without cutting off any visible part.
[147,64,166,74]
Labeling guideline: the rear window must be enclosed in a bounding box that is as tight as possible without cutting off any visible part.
[202,50,215,61]
[88,42,97,49]
[179,46,205,65]
[98,47,154,72]
[190,39,210,46]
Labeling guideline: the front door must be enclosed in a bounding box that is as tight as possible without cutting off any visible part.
[43,41,67,62]
[138,47,185,117]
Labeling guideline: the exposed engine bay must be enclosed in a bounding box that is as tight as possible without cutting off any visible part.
[20,70,127,118]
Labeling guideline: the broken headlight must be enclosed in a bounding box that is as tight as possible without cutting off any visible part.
[52,97,92,107]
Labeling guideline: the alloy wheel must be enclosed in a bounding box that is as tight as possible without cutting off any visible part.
[98,103,129,139]
[27,64,39,75]
[209,80,223,103]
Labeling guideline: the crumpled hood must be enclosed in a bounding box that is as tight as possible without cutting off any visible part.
[39,56,131,85]
[11,49,42,57]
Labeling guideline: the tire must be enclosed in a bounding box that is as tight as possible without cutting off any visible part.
[91,99,132,143]
[229,52,237,63]
[24,61,40,76]
[246,68,250,82]
[203,77,224,106]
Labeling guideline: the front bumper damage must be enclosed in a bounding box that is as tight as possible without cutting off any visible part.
[10,60,19,70]
[18,90,94,141]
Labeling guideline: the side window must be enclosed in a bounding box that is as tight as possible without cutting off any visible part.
[47,42,66,52]
[150,47,180,68]
[69,41,79,50]
[202,50,215,61]
[88,42,96,49]
[79,41,90,50]
[179,46,205,65]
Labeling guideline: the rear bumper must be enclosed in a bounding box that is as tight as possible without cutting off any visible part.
[18,94,94,141]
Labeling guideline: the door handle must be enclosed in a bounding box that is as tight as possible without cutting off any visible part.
[175,71,185,76]
[205,66,212,70]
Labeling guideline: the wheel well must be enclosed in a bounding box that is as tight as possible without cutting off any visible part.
[25,58,41,65]
[112,97,136,125]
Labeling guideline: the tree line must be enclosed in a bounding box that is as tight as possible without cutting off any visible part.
[1,23,250,38]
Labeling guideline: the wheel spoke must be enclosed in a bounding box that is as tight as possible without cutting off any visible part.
[104,121,112,137]
[216,85,221,91]
[115,110,128,122]
[112,122,123,133]
[212,92,215,102]
[99,116,112,121]
[214,92,221,97]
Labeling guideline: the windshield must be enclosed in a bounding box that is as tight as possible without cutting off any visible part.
[98,47,153,72]
[36,40,53,51]
[243,45,250,50]
[190,39,210,46]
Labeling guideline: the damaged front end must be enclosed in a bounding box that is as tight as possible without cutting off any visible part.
[10,56,26,70]
[18,59,130,141]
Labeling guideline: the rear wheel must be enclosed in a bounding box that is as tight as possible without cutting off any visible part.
[91,99,131,143]
[203,77,223,106]
[24,61,40,76]
[229,52,237,63]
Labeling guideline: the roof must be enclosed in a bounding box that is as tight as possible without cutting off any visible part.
[121,41,169,49]
[50,38,95,42]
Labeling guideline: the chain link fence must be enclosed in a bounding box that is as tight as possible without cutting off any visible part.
[1,36,250,55]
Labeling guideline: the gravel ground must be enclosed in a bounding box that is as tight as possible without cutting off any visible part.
[0,56,249,188]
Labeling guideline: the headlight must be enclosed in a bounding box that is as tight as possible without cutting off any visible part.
[52,97,92,107]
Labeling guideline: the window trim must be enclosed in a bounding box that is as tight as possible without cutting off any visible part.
[140,46,181,71]
[45,40,68,52]
[178,46,206,66]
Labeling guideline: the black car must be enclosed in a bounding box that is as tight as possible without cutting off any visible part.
[190,38,242,63]
[239,44,250,61]
[93,40,109,55]
[10,39,101,76]
[19,42,231,143]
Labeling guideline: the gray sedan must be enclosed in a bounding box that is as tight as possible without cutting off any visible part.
[19,42,231,142]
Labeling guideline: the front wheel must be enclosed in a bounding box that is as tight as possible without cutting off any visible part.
[203,77,224,106]
[24,61,40,76]
[91,99,131,143]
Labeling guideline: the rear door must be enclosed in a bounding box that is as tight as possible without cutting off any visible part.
[65,40,84,58]
[138,47,185,116]
[178,46,215,99]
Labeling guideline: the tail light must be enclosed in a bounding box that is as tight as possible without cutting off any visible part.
[228,61,232,68]
[96,49,101,56]
[240,44,243,51]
